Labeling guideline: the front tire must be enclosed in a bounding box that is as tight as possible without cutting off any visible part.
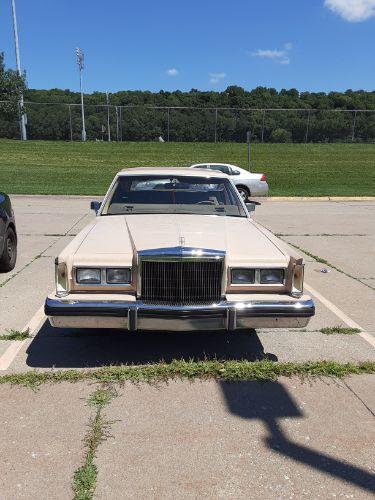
[0,227,17,272]
[237,186,250,202]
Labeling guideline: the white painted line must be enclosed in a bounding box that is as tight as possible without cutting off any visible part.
[305,283,375,349]
[0,304,46,371]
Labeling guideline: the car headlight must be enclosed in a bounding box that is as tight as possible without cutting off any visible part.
[56,261,68,297]
[292,263,304,297]
[260,268,284,284]
[106,268,131,284]
[76,268,101,284]
[231,268,255,284]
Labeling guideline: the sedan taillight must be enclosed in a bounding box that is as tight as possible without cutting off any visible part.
[260,174,267,182]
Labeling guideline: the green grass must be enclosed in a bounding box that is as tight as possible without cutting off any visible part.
[0,140,374,196]
[0,329,29,341]
[73,387,114,500]
[320,326,361,335]
[1,360,374,388]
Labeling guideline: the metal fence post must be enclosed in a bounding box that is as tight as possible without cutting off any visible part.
[305,110,311,144]
[119,106,122,141]
[106,92,111,142]
[351,110,357,142]
[116,106,119,142]
[167,108,170,142]
[261,109,265,143]
[214,108,218,143]
[68,104,73,141]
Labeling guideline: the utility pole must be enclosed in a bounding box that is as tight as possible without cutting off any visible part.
[106,92,111,141]
[76,47,86,141]
[247,131,252,171]
[11,0,27,140]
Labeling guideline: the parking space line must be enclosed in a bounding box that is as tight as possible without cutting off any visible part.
[0,305,46,371]
[305,283,375,348]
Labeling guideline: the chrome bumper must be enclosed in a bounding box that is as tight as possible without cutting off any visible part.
[45,296,315,331]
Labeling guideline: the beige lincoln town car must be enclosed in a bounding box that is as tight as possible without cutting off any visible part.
[45,167,315,331]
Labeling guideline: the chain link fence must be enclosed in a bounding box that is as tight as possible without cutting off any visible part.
[1,102,375,143]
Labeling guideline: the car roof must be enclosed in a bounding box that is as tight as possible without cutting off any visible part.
[191,163,239,168]
[119,167,229,178]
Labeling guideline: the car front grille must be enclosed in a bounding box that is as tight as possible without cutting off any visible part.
[141,260,223,305]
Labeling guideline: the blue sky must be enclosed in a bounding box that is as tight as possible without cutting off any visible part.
[1,0,374,93]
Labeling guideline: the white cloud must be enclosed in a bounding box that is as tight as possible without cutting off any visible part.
[166,68,179,77]
[209,72,226,79]
[252,49,287,59]
[324,0,375,22]
[251,43,292,64]
[209,72,226,85]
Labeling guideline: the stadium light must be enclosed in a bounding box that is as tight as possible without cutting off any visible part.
[76,47,86,141]
[11,0,27,140]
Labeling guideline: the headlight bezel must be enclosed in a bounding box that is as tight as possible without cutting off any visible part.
[230,267,286,286]
[74,267,132,287]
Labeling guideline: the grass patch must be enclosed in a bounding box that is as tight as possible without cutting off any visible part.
[1,360,374,388]
[72,387,114,500]
[0,140,374,196]
[0,329,29,341]
[320,326,361,335]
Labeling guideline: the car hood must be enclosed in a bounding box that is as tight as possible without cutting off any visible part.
[72,214,289,267]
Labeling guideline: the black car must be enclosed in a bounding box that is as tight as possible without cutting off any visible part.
[0,192,17,272]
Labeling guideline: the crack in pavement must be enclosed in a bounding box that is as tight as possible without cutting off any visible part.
[343,380,375,418]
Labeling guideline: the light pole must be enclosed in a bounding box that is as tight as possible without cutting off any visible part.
[76,47,86,141]
[106,92,111,142]
[11,0,27,140]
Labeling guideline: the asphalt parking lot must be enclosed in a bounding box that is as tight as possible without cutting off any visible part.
[0,196,374,498]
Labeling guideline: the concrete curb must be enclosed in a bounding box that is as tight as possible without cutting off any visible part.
[260,196,375,202]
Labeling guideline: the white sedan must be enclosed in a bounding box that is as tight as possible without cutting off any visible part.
[190,163,268,200]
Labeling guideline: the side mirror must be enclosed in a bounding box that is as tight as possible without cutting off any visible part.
[246,202,256,213]
[231,169,241,175]
[90,201,101,214]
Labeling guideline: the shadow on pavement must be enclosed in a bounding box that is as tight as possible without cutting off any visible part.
[221,381,375,494]
[26,320,278,368]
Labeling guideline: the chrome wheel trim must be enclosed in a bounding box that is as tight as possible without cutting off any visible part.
[6,233,16,263]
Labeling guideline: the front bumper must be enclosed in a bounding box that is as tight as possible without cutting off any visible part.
[45,294,315,332]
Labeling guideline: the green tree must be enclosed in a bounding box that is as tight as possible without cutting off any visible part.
[0,52,27,117]
[270,128,292,143]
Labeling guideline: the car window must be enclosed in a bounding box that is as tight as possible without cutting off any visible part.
[104,175,247,218]
[205,165,231,175]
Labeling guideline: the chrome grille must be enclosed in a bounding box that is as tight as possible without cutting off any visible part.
[141,260,223,305]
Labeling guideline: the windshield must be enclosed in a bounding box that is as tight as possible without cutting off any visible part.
[103,175,246,217]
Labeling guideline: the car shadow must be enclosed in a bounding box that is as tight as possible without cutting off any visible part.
[25,320,277,368]
[221,381,375,494]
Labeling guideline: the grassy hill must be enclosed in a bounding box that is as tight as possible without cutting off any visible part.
[0,139,374,196]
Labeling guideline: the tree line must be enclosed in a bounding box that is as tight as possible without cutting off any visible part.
[1,54,374,142]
